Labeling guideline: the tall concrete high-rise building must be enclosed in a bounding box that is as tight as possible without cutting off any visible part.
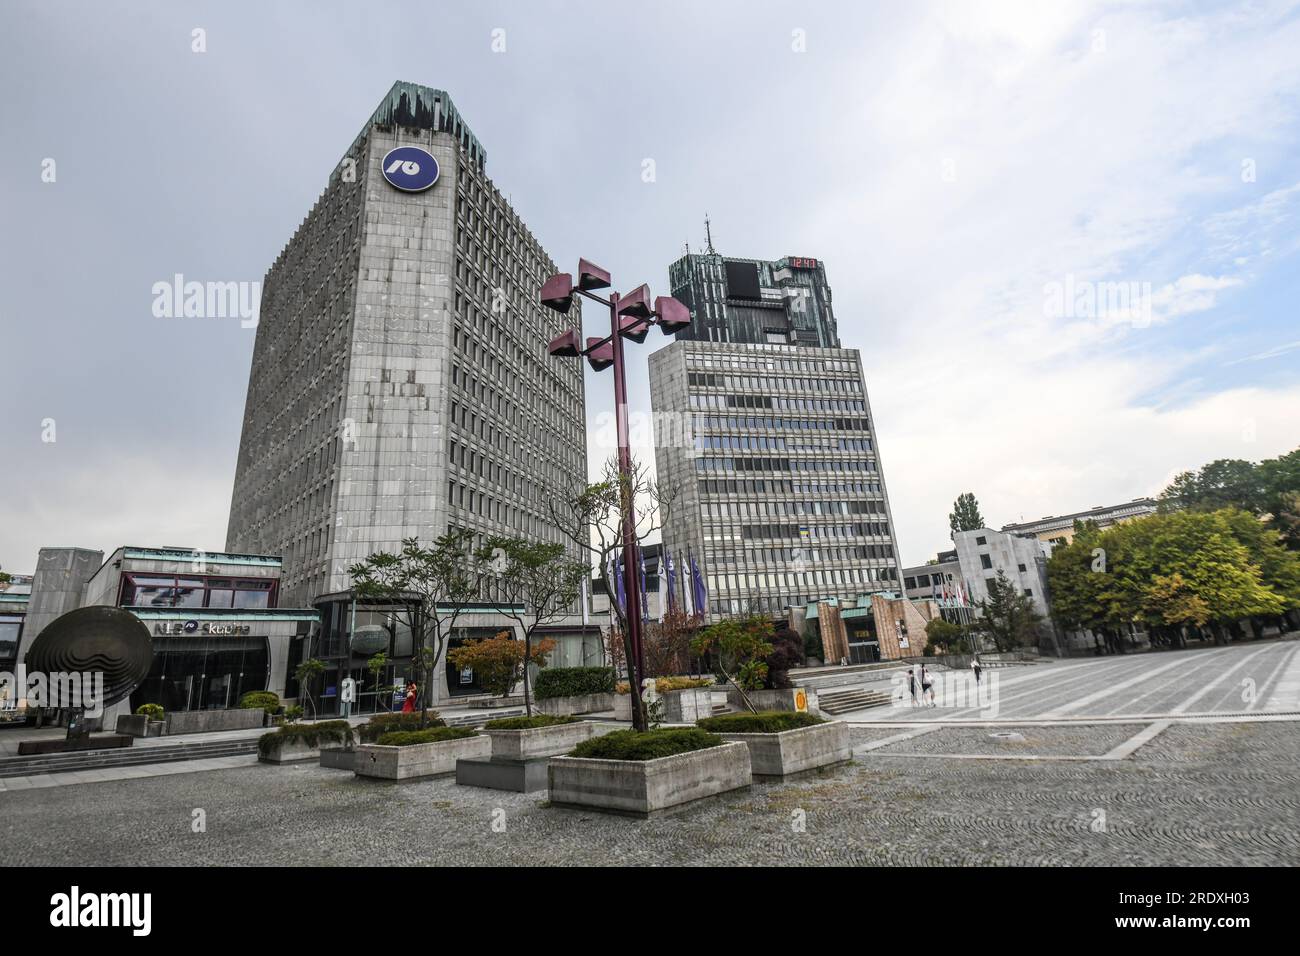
[649,248,901,620]
[226,82,588,612]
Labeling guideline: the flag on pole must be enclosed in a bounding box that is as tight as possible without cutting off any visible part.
[680,550,694,617]
[664,553,677,615]
[689,550,708,617]
[657,557,668,622]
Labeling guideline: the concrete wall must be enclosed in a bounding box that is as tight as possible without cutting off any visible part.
[17,547,103,662]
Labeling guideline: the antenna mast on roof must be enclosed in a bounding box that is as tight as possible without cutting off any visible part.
[704,214,716,254]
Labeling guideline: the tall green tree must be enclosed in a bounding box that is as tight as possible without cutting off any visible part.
[348,531,490,728]
[949,492,985,539]
[971,570,1041,652]
[478,536,587,716]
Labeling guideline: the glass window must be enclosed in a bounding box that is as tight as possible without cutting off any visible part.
[233,589,270,610]
[207,589,234,608]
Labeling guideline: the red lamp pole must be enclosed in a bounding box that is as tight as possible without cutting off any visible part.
[540,262,691,732]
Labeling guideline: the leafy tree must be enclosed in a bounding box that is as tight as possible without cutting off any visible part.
[949,492,985,539]
[691,617,774,712]
[924,617,965,653]
[1160,447,1300,549]
[1159,458,1266,514]
[446,631,555,698]
[971,570,1041,652]
[764,627,806,689]
[348,531,491,728]
[478,536,587,716]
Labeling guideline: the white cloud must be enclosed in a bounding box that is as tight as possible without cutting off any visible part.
[794,0,1300,563]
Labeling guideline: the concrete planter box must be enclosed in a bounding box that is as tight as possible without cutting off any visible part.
[259,734,349,764]
[319,748,358,770]
[355,734,491,781]
[614,686,714,723]
[115,715,164,738]
[486,721,598,760]
[725,686,817,714]
[717,721,851,779]
[165,708,265,736]
[548,741,752,817]
[536,692,616,716]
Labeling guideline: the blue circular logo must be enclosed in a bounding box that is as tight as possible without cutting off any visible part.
[380,146,439,192]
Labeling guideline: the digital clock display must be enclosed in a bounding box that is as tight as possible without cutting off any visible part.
[788,257,818,269]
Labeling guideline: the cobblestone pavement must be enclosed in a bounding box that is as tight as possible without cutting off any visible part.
[2,720,1295,866]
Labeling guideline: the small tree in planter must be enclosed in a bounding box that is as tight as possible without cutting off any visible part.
[295,658,326,719]
[349,531,492,729]
[477,537,586,716]
[447,631,555,698]
[764,628,806,689]
[691,617,774,714]
[366,651,388,714]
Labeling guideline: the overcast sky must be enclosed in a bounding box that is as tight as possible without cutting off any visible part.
[2,0,1299,577]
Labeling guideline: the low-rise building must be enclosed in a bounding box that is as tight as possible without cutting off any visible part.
[1001,498,1158,546]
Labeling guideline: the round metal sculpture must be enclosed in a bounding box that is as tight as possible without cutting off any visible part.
[25,605,153,707]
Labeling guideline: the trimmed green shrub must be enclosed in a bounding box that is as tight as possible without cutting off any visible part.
[284,705,304,720]
[134,703,164,721]
[258,720,353,756]
[614,676,712,694]
[533,666,616,700]
[357,710,446,743]
[375,727,479,747]
[696,711,826,734]
[238,690,281,713]
[483,714,579,730]
[568,727,723,761]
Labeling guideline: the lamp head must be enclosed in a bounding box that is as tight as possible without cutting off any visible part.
[577,258,611,291]
[654,296,691,334]
[547,329,581,358]
[585,337,615,372]
[540,273,574,313]
[619,316,650,344]
[616,283,653,319]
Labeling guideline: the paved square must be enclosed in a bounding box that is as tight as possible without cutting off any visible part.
[2,719,1296,866]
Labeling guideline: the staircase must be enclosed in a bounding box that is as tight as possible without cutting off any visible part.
[816,687,895,716]
[0,736,260,779]
[711,702,729,716]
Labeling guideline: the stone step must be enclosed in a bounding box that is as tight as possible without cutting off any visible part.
[0,738,260,778]
[711,703,729,716]
[817,687,895,715]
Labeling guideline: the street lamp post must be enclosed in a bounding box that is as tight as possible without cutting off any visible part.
[540,259,690,732]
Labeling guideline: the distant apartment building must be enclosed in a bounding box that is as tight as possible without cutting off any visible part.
[650,249,901,621]
[1001,498,1158,546]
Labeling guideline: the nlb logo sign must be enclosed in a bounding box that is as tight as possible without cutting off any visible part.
[380,145,439,192]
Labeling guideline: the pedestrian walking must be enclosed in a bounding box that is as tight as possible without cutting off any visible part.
[921,665,935,707]
[907,668,918,707]
[971,658,982,686]
[401,681,417,714]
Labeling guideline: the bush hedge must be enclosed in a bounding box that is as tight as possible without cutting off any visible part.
[696,711,826,734]
[238,690,281,713]
[614,676,713,695]
[258,720,353,756]
[357,710,446,742]
[533,666,616,700]
[483,714,579,730]
[374,727,479,747]
[134,703,164,721]
[568,727,723,761]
